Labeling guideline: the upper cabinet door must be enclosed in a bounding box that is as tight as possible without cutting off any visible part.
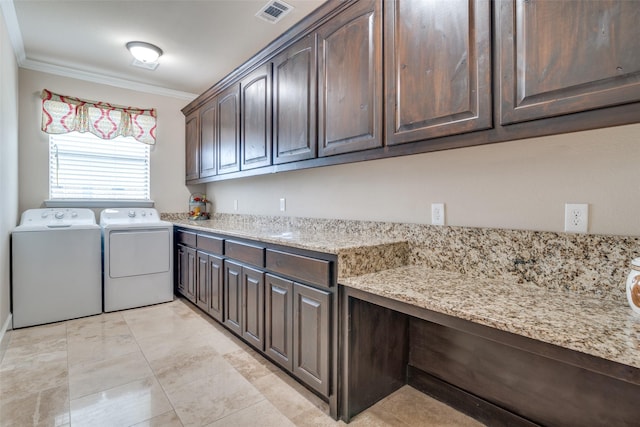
[385,0,492,145]
[317,0,382,157]
[498,0,640,125]
[241,64,272,170]
[185,111,200,182]
[273,34,317,164]
[199,100,217,178]
[217,84,241,174]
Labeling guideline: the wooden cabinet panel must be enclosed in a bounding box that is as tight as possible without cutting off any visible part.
[176,230,197,247]
[265,274,294,371]
[242,266,265,350]
[199,100,217,178]
[318,0,382,156]
[294,282,330,396]
[385,0,492,145]
[224,260,242,335]
[196,251,209,311]
[196,234,223,255]
[185,111,199,182]
[179,246,196,303]
[266,249,331,288]
[217,84,241,174]
[241,64,272,170]
[498,0,640,125]
[225,240,264,267]
[207,254,224,322]
[273,35,317,164]
[177,244,187,295]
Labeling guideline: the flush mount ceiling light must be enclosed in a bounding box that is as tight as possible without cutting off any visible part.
[126,41,163,66]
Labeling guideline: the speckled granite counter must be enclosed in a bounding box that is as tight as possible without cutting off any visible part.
[167,214,640,371]
[340,265,640,370]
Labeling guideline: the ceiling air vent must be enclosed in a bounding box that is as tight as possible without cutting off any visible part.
[256,0,293,23]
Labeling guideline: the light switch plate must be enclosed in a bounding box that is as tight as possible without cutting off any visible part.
[279,198,286,212]
[432,203,445,226]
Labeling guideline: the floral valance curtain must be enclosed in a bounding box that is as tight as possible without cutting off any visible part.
[41,89,157,145]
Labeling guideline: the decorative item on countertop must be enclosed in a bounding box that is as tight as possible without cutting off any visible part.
[626,258,640,315]
[188,193,210,220]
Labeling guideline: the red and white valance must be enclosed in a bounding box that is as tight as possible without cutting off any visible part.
[41,89,157,145]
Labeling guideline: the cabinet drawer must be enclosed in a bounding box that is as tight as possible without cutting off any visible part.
[176,230,197,247]
[225,240,264,267]
[197,234,223,255]
[266,249,331,288]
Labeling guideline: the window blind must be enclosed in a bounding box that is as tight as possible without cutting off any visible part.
[49,132,150,200]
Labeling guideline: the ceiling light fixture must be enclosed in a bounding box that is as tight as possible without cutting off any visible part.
[126,41,163,64]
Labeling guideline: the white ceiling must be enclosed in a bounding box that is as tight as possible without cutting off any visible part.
[4,0,325,100]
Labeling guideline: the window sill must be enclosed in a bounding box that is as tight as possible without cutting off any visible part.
[44,199,155,209]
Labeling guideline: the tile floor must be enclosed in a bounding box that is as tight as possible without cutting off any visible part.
[0,298,484,427]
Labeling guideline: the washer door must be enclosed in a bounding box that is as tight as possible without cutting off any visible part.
[109,229,170,278]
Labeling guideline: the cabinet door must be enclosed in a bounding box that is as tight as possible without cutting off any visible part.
[241,64,272,170]
[199,99,217,178]
[196,251,210,311]
[185,111,200,182]
[242,266,265,350]
[207,254,224,322]
[224,260,242,335]
[385,0,491,145]
[498,0,640,125]
[293,283,330,396]
[185,247,197,303]
[265,274,293,371]
[177,244,187,295]
[273,34,317,164]
[217,84,241,174]
[318,0,382,156]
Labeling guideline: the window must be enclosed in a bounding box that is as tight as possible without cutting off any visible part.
[49,132,150,200]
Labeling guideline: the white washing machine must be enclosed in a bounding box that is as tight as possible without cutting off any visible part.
[12,208,102,328]
[100,208,173,312]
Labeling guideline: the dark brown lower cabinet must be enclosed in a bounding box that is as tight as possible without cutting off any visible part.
[294,282,331,397]
[177,244,197,304]
[224,260,243,335]
[241,266,265,350]
[206,253,224,321]
[265,274,294,371]
[196,251,210,311]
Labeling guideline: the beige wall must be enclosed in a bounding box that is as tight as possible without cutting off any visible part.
[0,7,19,333]
[18,69,201,214]
[207,123,640,236]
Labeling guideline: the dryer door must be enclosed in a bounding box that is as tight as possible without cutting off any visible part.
[109,229,171,278]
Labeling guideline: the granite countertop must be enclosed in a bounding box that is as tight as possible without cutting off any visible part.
[171,218,640,370]
[340,265,640,370]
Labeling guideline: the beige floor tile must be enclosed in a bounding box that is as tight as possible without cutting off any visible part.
[2,335,66,363]
[66,312,130,341]
[166,368,265,427]
[206,399,295,427]
[7,323,67,348]
[222,347,279,382]
[0,350,68,402]
[252,372,325,422]
[68,350,154,399]
[131,410,184,427]
[67,332,140,367]
[289,407,343,427]
[370,386,485,427]
[0,384,70,427]
[125,314,211,341]
[69,376,172,427]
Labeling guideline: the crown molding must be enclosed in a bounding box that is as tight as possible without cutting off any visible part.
[1,0,197,101]
[20,59,198,101]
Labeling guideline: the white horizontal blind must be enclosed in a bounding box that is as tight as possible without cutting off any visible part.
[49,132,150,200]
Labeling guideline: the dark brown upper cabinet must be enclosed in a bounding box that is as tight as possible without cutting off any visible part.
[184,111,199,182]
[317,0,382,157]
[498,0,640,125]
[241,64,272,170]
[199,99,217,178]
[216,84,241,174]
[385,0,492,145]
[273,34,317,164]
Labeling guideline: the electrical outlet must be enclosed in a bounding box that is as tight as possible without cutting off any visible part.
[279,198,286,212]
[233,199,238,211]
[432,203,445,226]
[564,203,588,233]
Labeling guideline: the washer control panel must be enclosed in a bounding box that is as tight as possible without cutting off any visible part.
[20,208,97,227]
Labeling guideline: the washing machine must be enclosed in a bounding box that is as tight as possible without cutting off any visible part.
[100,208,173,312]
[11,208,102,328]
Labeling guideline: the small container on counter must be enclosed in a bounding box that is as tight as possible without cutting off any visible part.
[188,193,210,220]
[626,258,640,315]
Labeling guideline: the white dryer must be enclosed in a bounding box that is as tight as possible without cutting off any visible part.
[100,208,173,312]
[12,208,102,328]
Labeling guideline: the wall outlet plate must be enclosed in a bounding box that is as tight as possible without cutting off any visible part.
[564,203,588,233]
[432,203,445,226]
[279,198,286,212]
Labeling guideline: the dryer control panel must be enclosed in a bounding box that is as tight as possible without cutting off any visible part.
[100,208,162,225]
